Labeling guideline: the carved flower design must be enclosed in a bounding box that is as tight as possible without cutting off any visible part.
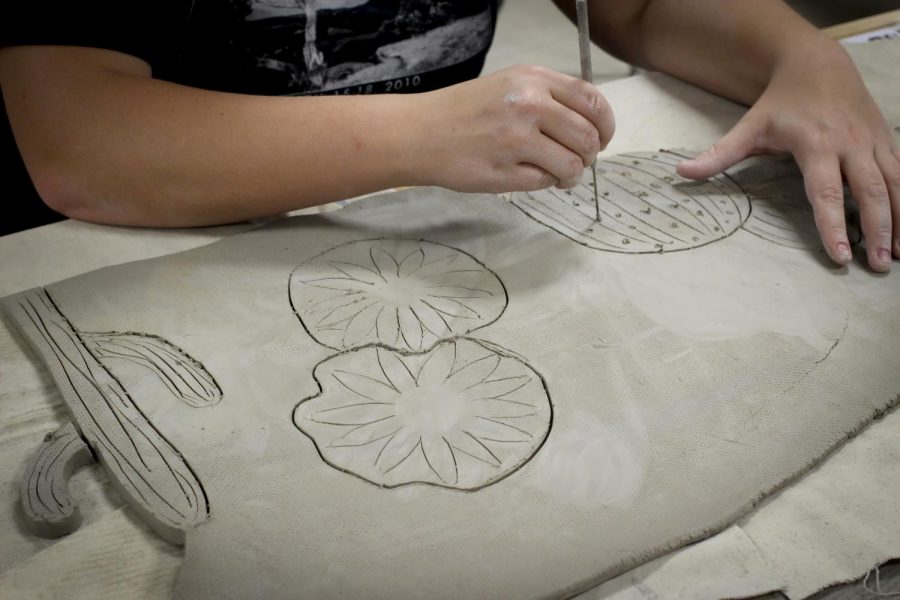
[289,239,507,352]
[293,338,552,490]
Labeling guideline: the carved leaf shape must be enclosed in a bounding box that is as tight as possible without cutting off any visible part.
[84,332,222,408]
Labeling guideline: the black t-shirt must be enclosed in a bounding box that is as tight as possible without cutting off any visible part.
[1,0,499,235]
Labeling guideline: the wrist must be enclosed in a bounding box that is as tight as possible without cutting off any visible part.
[307,93,430,195]
[386,90,443,188]
[770,31,848,79]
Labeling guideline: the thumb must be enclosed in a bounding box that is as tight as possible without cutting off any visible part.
[676,117,759,180]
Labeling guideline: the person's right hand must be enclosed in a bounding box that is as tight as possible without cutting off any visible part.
[413,64,615,193]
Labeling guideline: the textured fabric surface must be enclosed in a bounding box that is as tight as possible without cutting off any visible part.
[582,408,900,600]
[582,526,786,599]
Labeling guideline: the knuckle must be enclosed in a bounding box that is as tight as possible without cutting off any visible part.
[707,142,725,158]
[563,157,584,179]
[805,120,839,151]
[845,123,874,147]
[589,90,607,117]
[868,214,894,234]
[505,89,544,114]
[867,226,893,242]
[582,128,601,154]
[882,161,900,188]
[507,64,530,76]
[859,214,893,238]
[522,64,549,80]
[825,224,848,237]
[570,77,591,98]
[536,171,557,189]
[586,92,610,127]
[812,119,836,138]
[815,186,845,209]
[814,217,847,240]
[859,181,890,204]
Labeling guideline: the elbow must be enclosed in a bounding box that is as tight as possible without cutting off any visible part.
[28,158,119,225]
[30,164,87,218]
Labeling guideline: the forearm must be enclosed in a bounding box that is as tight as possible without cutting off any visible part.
[554,0,838,106]
[1,46,421,227]
[624,0,837,105]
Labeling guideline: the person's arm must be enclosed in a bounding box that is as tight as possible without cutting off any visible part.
[0,45,614,228]
[553,0,899,273]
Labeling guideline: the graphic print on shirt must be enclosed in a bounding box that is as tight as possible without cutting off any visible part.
[193,1,495,96]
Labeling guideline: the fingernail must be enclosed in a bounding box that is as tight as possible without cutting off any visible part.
[836,242,852,263]
[878,248,892,264]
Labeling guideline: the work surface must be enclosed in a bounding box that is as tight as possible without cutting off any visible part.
[1,41,898,600]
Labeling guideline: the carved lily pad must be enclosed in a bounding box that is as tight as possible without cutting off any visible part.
[511,150,751,253]
[294,338,552,490]
[289,239,507,352]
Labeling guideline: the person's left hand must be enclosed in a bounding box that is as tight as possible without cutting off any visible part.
[676,38,899,273]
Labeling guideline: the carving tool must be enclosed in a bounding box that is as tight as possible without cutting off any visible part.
[575,0,600,221]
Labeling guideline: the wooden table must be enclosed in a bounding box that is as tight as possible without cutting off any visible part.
[824,9,899,41]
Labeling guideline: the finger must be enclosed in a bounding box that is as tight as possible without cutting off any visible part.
[843,152,893,272]
[793,150,853,266]
[555,175,581,190]
[546,73,615,149]
[676,116,759,180]
[538,100,602,167]
[875,144,900,258]
[512,163,558,192]
[523,134,586,188]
